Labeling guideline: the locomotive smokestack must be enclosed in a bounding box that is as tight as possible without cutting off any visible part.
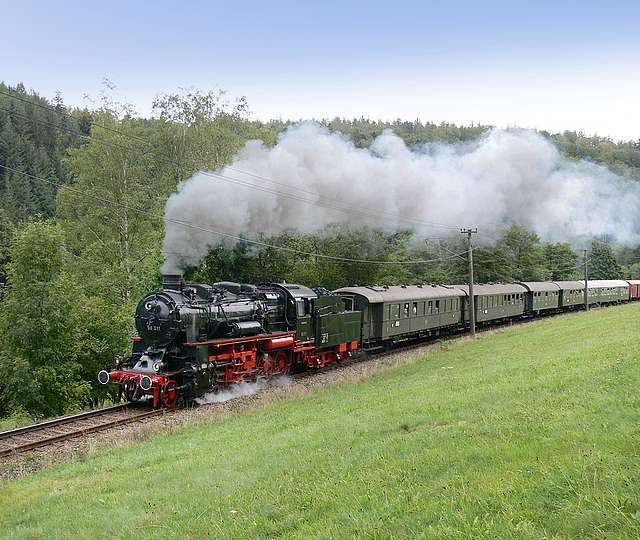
[162,274,184,291]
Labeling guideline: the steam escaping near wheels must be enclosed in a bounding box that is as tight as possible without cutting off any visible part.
[196,376,292,405]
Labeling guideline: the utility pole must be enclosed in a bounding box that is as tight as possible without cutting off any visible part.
[583,248,589,311]
[461,228,478,336]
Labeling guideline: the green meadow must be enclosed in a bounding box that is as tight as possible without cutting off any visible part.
[1,304,639,539]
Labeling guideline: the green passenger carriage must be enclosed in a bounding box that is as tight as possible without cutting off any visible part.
[455,283,527,323]
[585,280,629,305]
[517,282,561,312]
[335,285,464,348]
[553,281,585,308]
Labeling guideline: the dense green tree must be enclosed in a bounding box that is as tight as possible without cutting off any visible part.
[0,82,83,228]
[0,221,89,418]
[0,208,14,282]
[589,240,623,279]
[59,112,163,304]
[491,226,549,282]
[543,242,580,280]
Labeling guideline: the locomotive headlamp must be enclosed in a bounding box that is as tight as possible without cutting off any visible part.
[97,370,110,385]
[153,362,162,372]
[140,376,153,391]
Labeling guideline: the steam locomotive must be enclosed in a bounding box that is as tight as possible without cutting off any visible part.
[99,275,639,408]
[98,274,360,408]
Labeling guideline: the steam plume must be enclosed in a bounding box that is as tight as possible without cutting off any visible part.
[162,123,640,272]
[196,376,291,404]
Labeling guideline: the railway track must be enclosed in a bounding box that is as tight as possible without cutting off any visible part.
[0,403,165,457]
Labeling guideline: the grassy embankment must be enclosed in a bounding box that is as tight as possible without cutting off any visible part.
[1,304,639,538]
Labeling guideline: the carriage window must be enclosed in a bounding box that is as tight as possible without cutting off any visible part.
[403,303,410,317]
[391,304,400,318]
[435,300,440,313]
[428,300,433,314]
[420,302,425,315]
[412,302,418,316]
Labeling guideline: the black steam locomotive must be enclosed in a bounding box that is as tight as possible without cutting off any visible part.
[98,274,360,408]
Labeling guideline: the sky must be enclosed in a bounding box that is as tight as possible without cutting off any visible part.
[1,0,639,140]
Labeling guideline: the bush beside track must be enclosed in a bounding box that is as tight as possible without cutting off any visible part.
[1,303,639,538]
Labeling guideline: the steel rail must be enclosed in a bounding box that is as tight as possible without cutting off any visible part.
[0,407,165,457]
[0,404,132,441]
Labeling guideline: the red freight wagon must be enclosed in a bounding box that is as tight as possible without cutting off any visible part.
[626,280,640,300]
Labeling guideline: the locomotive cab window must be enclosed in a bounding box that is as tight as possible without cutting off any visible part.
[296,299,306,317]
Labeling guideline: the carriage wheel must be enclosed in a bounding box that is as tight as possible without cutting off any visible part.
[162,380,179,409]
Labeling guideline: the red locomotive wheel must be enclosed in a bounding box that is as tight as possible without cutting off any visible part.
[274,351,291,375]
[162,380,178,409]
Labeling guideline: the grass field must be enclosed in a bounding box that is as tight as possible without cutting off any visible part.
[1,305,639,539]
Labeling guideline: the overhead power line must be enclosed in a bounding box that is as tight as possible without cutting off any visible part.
[0,163,468,266]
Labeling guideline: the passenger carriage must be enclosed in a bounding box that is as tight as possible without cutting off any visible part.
[517,282,561,313]
[335,285,464,349]
[454,283,527,324]
[554,281,585,309]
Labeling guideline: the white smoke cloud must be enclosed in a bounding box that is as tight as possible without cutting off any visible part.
[196,375,292,404]
[162,123,640,272]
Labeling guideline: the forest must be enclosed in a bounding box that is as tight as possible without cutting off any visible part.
[0,81,639,421]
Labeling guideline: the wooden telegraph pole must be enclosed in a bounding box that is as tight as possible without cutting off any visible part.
[583,248,589,311]
[461,228,478,336]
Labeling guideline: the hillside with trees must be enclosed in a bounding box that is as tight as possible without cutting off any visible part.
[0,81,638,420]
